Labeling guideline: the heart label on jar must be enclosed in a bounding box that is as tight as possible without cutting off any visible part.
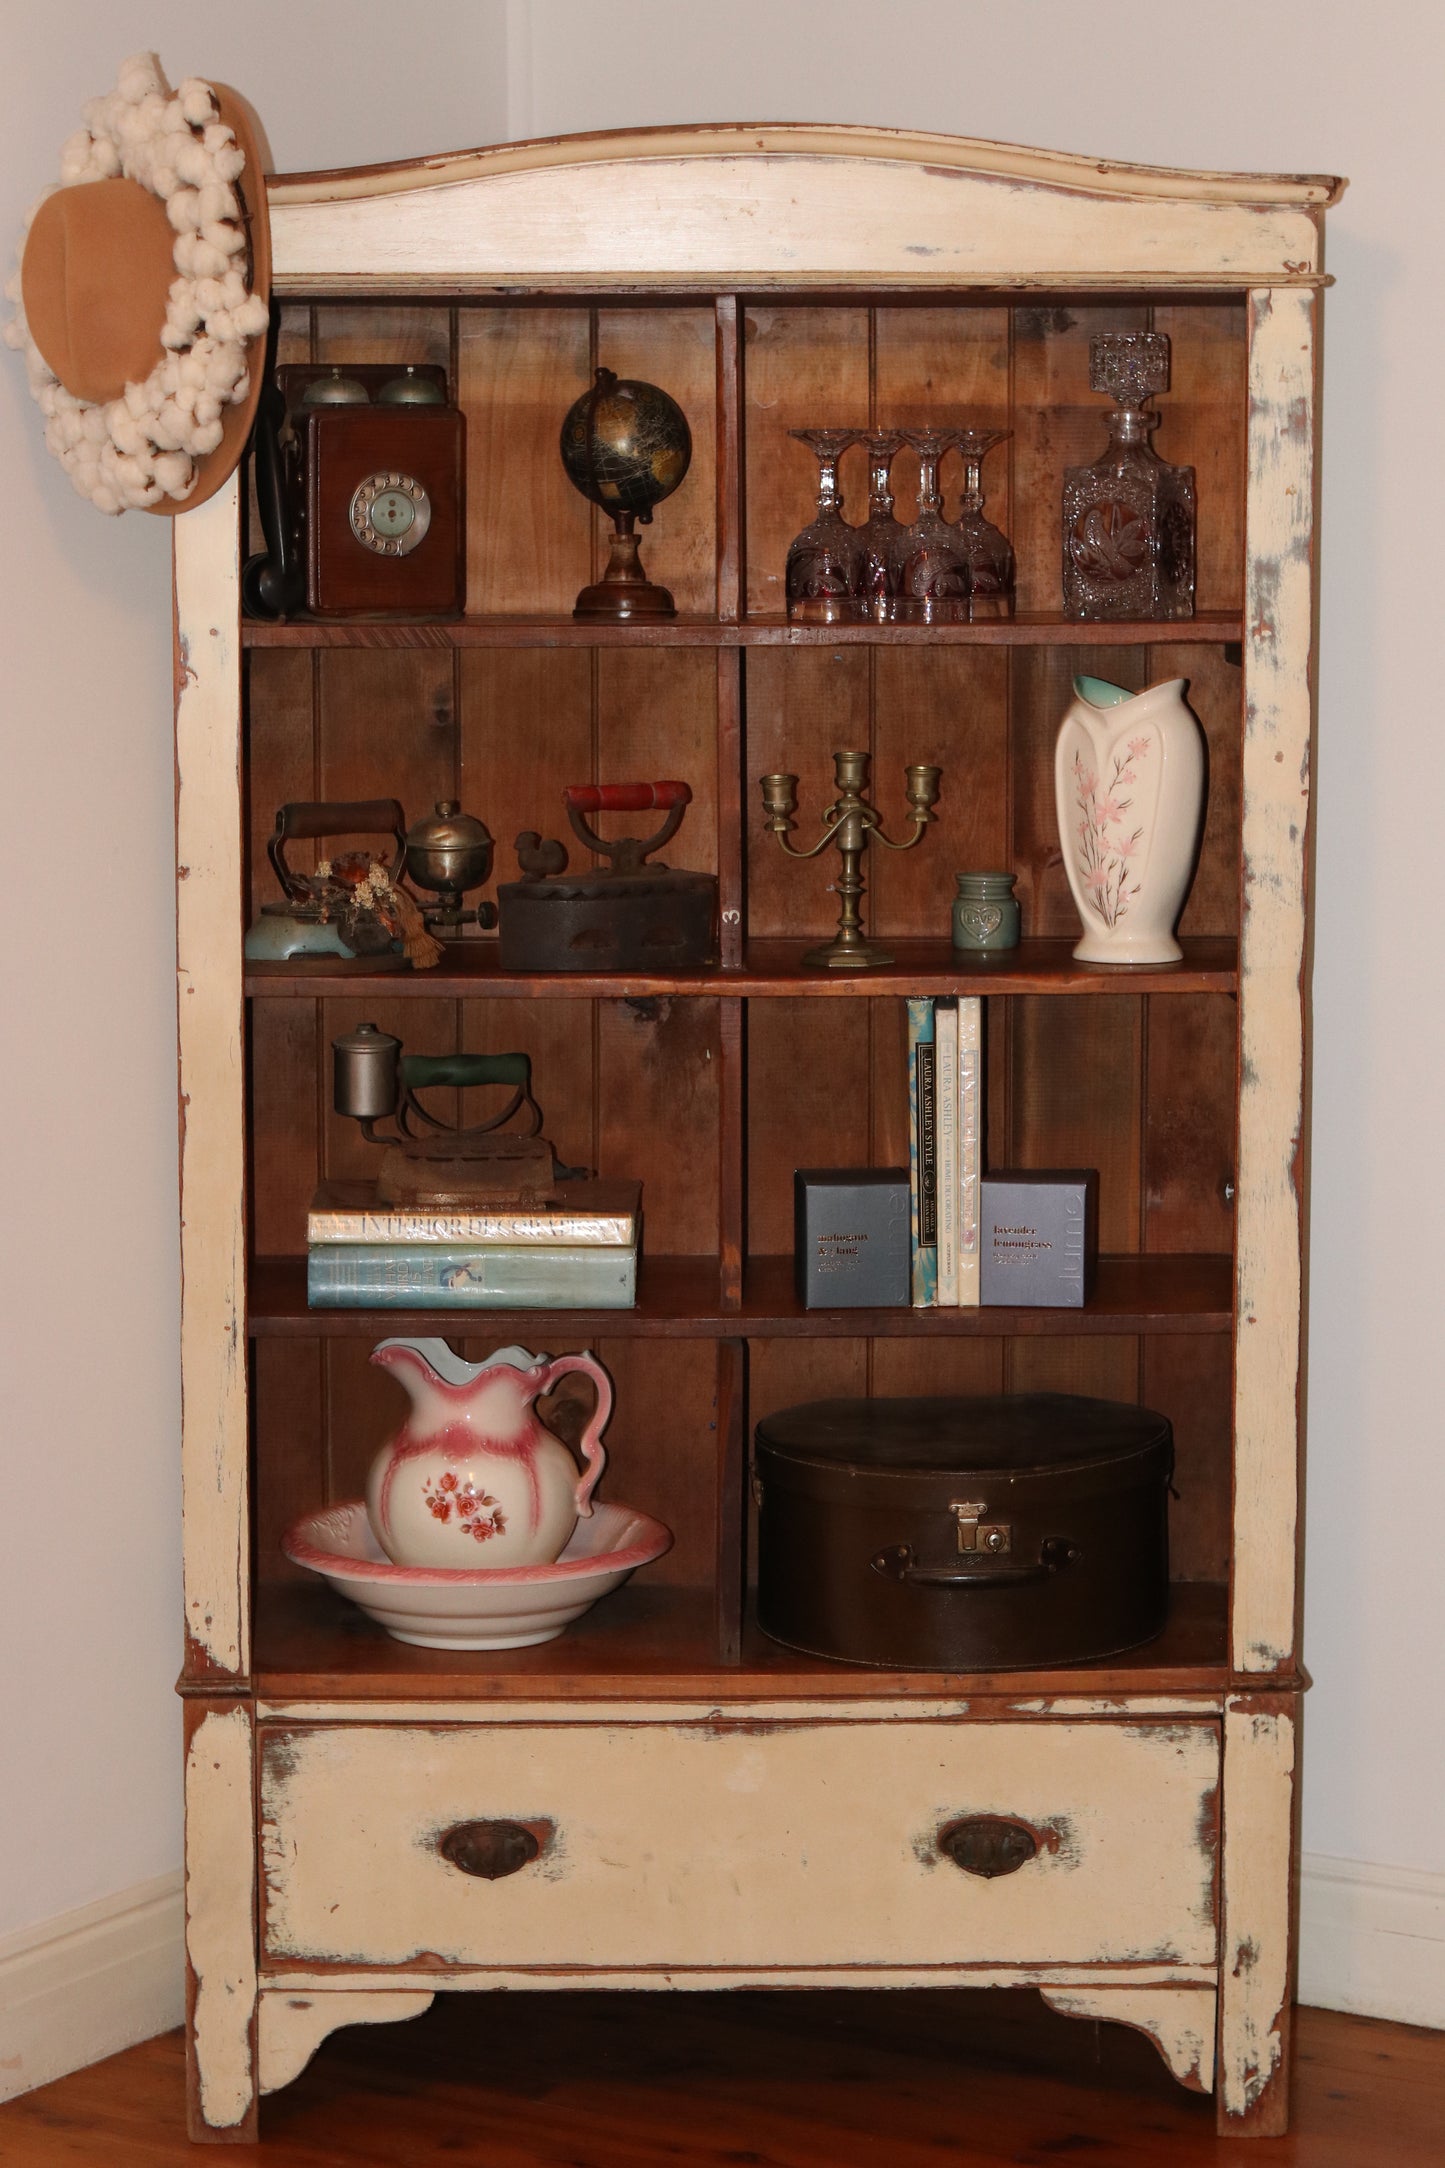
[961,904,1003,938]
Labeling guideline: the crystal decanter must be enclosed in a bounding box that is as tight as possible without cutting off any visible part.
[1061,332,1195,621]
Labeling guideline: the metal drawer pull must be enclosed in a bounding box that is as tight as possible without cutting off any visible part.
[871,1536,1079,1587]
[938,1815,1039,1879]
[437,1819,542,1880]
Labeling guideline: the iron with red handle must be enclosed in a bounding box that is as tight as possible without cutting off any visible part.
[562,780,692,874]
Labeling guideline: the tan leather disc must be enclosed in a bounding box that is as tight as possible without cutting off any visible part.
[22,178,177,406]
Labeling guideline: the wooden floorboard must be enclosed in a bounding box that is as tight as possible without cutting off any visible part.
[2,1996,1441,2162]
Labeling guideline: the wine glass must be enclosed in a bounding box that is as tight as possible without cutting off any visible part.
[854,431,909,622]
[949,428,1015,619]
[898,428,972,623]
[785,428,863,623]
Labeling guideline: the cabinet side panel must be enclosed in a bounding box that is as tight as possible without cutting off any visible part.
[1217,1694,1296,2132]
[176,476,249,1679]
[185,1701,257,2137]
[458,304,591,613]
[1233,288,1315,1673]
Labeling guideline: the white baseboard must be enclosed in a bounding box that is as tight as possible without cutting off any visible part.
[1299,1853,1445,2029]
[0,1870,184,2105]
[0,1851,1437,2105]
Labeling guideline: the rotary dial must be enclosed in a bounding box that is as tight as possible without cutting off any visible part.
[349,471,432,558]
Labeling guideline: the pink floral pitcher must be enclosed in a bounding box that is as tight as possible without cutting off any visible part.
[365,1339,613,1570]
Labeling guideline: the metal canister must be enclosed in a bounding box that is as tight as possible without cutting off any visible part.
[404,801,494,915]
[333,1022,401,1121]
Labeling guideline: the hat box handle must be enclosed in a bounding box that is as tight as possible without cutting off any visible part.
[870,1536,1079,1587]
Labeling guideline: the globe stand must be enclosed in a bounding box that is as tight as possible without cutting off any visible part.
[573,511,677,620]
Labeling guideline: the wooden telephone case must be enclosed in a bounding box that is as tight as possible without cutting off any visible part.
[279,363,465,619]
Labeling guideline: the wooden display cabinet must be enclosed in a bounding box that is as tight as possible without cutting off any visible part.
[174,126,1341,2139]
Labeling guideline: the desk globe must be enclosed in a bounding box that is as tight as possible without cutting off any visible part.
[560,366,692,618]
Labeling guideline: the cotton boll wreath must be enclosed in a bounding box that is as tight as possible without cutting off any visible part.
[4,53,271,515]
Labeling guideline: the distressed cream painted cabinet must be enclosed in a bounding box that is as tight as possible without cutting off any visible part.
[174,126,1340,2140]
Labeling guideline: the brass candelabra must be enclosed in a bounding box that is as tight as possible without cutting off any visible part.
[759,749,941,969]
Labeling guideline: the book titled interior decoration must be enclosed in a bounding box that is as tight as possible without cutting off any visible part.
[307,1177,640,1247]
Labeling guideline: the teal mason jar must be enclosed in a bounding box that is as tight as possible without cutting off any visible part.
[952,871,1020,951]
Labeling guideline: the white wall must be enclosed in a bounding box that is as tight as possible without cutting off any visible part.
[0,1,508,1948]
[1,0,1440,2034]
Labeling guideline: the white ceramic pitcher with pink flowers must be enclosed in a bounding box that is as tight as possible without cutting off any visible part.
[1054,674,1205,965]
[365,1339,613,1570]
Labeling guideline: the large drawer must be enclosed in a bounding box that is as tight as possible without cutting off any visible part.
[259,1713,1219,1972]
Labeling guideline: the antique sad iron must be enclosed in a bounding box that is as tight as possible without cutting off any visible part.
[333,1024,574,1204]
[245,799,412,967]
[247,797,498,966]
[497,781,717,971]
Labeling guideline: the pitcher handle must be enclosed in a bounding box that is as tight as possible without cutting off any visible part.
[535,1352,612,1517]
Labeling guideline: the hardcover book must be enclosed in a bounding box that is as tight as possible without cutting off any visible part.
[957,997,982,1308]
[906,997,938,1308]
[934,999,959,1306]
[979,1171,1099,1307]
[307,1241,637,1309]
[307,1177,640,1248]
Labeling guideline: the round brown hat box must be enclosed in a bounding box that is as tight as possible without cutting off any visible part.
[20,84,271,515]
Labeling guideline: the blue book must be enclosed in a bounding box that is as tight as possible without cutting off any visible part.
[307,1242,637,1309]
[906,997,938,1309]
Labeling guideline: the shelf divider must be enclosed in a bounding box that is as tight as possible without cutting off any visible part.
[245,936,1239,1001]
[248,1251,1233,1339]
[241,610,1246,650]
[248,1577,1239,1704]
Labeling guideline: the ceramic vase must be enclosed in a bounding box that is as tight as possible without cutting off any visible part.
[1054,674,1205,965]
[365,1338,613,1570]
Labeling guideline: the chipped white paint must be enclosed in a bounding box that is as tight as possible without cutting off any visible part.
[1234,288,1318,1674]
[254,1693,1223,1725]
[259,1719,1219,1972]
[265,1963,1218,1993]
[185,1706,256,2131]
[174,475,248,1679]
[257,1989,434,2094]
[268,125,1332,295]
[1042,1985,1217,2092]
[1218,1700,1296,2125]
[271,125,1339,208]
[178,129,1335,2124]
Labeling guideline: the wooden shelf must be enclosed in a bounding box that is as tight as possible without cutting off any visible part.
[242,610,1244,651]
[249,1578,1234,1702]
[248,1252,1233,1338]
[245,935,1239,1001]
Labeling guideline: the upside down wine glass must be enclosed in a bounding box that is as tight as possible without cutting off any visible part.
[856,431,909,623]
[899,428,972,623]
[785,429,862,623]
[950,428,1015,619]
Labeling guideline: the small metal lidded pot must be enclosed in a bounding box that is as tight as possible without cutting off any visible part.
[952,871,1021,952]
[333,1022,402,1122]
